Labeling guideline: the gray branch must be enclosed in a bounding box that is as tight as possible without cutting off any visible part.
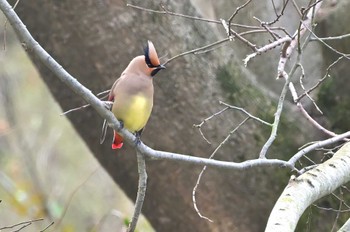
[265,142,350,232]
[127,151,147,232]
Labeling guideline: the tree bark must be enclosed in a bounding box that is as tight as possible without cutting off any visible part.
[13,1,320,231]
[265,142,350,232]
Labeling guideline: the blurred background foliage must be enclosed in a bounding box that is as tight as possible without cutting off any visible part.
[0,14,153,232]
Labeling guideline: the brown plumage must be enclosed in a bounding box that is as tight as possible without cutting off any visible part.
[100,41,165,149]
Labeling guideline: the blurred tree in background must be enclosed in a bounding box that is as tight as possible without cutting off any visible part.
[0,14,152,231]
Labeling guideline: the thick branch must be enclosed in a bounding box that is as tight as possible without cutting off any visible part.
[339,218,350,232]
[265,142,350,232]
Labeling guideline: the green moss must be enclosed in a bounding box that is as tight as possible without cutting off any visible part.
[318,76,350,132]
[216,65,241,103]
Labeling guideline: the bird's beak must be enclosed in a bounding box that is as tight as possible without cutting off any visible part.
[151,64,166,76]
[158,64,166,70]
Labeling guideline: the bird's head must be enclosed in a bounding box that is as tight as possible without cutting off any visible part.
[144,40,166,76]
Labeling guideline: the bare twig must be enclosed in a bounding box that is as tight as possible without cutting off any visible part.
[297,63,323,113]
[219,101,272,126]
[298,102,334,135]
[60,102,91,115]
[277,0,323,78]
[193,107,229,144]
[163,38,230,65]
[304,23,350,60]
[297,56,343,102]
[229,27,257,51]
[291,0,302,17]
[253,16,280,41]
[96,89,110,97]
[244,36,291,66]
[0,218,43,230]
[312,33,350,41]
[127,3,283,31]
[40,221,54,232]
[2,0,20,50]
[192,117,249,222]
[259,78,289,159]
[60,101,113,116]
[127,151,147,232]
[227,0,253,35]
[288,131,350,166]
[127,3,221,24]
[265,0,290,25]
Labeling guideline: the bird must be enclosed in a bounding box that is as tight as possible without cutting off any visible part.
[100,40,165,149]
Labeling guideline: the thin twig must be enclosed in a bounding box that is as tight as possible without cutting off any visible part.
[219,101,272,126]
[127,3,221,24]
[253,16,280,41]
[311,33,350,41]
[291,0,302,17]
[227,0,253,36]
[193,107,229,144]
[229,28,257,51]
[288,131,350,165]
[297,103,350,141]
[297,63,323,113]
[297,56,343,102]
[127,3,283,31]
[192,117,250,222]
[163,38,230,65]
[60,101,113,116]
[0,218,43,230]
[304,22,350,60]
[259,78,289,158]
[40,221,54,232]
[60,103,91,115]
[264,0,290,25]
[2,0,20,50]
[127,151,147,232]
[277,0,324,78]
[96,89,110,97]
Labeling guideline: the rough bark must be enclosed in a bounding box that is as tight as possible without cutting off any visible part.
[13,1,320,231]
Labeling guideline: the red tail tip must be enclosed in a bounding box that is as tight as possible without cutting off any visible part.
[112,131,124,149]
[112,142,123,149]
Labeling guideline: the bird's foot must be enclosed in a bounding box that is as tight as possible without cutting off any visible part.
[118,120,124,130]
[104,101,113,110]
[134,131,142,146]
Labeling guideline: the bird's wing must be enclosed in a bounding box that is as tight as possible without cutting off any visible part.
[100,77,121,144]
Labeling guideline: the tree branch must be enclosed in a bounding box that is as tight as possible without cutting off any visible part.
[288,131,350,166]
[277,0,324,78]
[259,77,289,159]
[127,151,147,232]
[339,217,350,232]
[265,142,350,232]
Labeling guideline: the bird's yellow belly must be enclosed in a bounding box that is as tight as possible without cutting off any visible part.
[114,95,152,132]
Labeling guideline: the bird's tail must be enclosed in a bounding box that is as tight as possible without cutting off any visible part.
[112,131,123,149]
[100,119,108,144]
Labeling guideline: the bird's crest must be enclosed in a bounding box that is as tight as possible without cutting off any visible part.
[144,40,161,68]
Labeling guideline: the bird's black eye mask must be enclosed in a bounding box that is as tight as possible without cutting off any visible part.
[144,43,157,68]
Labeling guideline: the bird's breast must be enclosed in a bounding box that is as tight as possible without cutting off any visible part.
[113,94,153,132]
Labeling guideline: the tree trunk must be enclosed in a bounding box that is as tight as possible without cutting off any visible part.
[14,1,319,231]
